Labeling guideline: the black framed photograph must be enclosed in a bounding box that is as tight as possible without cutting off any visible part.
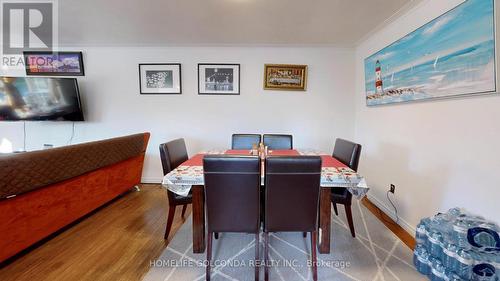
[139,63,182,94]
[198,64,240,95]
[24,51,85,76]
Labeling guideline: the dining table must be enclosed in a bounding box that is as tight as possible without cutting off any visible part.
[162,149,368,254]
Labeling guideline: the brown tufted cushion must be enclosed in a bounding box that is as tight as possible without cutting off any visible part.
[0,133,147,199]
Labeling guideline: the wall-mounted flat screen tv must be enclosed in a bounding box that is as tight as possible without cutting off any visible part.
[0,77,84,121]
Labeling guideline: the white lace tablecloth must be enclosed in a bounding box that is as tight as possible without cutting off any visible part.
[162,150,369,198]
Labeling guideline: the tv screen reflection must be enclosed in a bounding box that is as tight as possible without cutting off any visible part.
[0,77,84,121]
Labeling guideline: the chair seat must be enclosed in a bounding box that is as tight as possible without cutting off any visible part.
[170,190,193,204]
[330,187,352,204]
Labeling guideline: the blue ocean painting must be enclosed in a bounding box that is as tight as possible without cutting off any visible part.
[364,0,496,106]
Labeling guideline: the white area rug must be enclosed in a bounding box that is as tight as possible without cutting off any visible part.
[144,200,426,281]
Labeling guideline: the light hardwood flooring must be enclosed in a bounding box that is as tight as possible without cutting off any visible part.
[0,184,187,281]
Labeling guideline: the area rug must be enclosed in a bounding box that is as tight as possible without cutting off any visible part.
[143,200,425,281]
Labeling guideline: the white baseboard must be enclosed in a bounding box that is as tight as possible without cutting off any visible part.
[141,177,162,184]
[366,194,416,237]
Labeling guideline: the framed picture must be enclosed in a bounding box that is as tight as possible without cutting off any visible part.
[263,64,308,91]
[139,63,182,94]
[24,51,85,76]
[364,0,496,106]
[198,64,240,95]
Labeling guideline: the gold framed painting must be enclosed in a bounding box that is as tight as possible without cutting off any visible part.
[263,64,308,91]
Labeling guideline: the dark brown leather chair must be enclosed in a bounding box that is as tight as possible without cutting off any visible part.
[263,134,293,150]
[264,156,321,281]
[331,138,362,238]
[232,134,262,150]
[159,138,192,240]
[203,155,261,281]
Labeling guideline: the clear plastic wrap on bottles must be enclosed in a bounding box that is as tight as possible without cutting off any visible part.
[417,221,429,245]
[430,258,446,281]
[429,231,445,260]
[454,248,474,279]
[414,245,432,275]
[444,270,464,281]
[443,243,458,269]
[413,207,500,281]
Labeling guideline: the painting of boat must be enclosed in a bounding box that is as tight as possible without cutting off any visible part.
[364,0,496,106]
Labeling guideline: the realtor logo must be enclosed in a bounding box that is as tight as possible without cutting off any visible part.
[1,0,57,56]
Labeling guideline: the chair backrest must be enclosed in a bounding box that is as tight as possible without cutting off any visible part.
[203,155,261,233]
[332,138,362,171]
[264,156,321,232]
[159,138,189,175]
[231,134,261,150]
[263,134,293,150]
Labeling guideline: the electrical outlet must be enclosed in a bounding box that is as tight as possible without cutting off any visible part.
[389,184,396,194]
[43,144,54,149]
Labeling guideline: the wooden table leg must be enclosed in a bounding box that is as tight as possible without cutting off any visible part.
[319,187,331,254]
[192,185,205,253]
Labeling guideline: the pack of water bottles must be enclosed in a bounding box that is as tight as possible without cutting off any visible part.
[413,208,500,281]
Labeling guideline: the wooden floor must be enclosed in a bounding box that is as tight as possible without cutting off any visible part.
[0,185,414,281]
[0,184,189,281]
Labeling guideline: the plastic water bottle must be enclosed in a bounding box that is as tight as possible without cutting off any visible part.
[430,258,446,281]
[494,261,499,280]
[443,243,458,269]
[414,244,422,266]
[472,263,497,281]
[429,231,445,260]
[418,218,432,246]
[417,220,429,245]
[431,213,452,234]
[495,251,500,281]
[453,218,472,248]
[447,208,463,219]
[414,246,432,275]
[454,248,474,280]
[444,270,464,281]
[415,208,499,281]
[485,249,500,281]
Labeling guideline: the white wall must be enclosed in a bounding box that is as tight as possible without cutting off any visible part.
[354,0,500,231]
[5,0,497,234]
[0,46,355,182]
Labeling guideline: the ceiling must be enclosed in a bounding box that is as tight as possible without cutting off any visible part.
[58,0,414,47]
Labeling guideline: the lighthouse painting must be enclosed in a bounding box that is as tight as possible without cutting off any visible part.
[375,60,383,94]
[364,0,496,106]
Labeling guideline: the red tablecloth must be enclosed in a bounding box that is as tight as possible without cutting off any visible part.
[179,150,347,169]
